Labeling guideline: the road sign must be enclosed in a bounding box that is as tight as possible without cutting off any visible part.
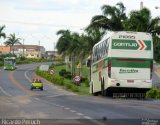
[74,75,81,83]
[40,65,49,71]
[50,69,55,75]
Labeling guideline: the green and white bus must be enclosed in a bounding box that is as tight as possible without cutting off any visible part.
[4,57,16,70]
[90,31,153,96]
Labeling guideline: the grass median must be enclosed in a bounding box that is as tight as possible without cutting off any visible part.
[35,63,90,95]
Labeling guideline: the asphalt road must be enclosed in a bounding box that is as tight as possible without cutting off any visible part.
[153,63,160,88]
[0,63,160,125]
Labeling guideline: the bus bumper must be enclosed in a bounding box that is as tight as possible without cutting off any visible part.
[107,79,152,89]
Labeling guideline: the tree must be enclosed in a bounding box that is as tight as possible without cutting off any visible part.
[85,27,105,54]
[87,2,127,31]
[56,29,74,72]
[4,33,21,54]
[56,30,72,56]
[124,8,160,60]
[0,25,6,43]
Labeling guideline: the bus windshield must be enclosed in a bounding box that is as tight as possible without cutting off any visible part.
[4,60,13,65]
[3,57,16,70]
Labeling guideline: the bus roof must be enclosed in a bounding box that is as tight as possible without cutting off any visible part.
[4,57,16,60]
[93,31,153,59]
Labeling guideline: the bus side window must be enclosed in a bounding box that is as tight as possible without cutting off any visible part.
[92,49,95,63]
[102,41,105,57]
[92,47,96,63]
[95,47,98,61]
[105,39,109,55]
[106,38,109,55]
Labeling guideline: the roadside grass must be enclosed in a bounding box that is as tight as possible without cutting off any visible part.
[56,64,90,95]
[36,63,90,95]
[0,61,3,67]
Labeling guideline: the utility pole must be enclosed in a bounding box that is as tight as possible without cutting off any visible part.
[140,1,143,10]
[23,38,25,57]
[53,42,56,58]
[38,41,40,58]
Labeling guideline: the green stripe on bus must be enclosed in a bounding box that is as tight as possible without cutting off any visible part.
[103,58,108,68]
[144,40,152,50]
[111,59,152,68]
[92,57,152,72]
[112,39,151,50]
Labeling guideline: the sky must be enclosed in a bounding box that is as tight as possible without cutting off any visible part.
[0,0,159,51]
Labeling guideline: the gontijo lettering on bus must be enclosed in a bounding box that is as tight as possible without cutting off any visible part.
[112,39,151,50]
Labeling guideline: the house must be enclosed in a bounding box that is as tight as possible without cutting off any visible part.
[45,51,61,59]
[0,46,11,54]
[11,45,45,58]
[0,45,45,58]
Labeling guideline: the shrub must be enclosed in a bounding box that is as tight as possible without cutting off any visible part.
[81,77,87,82]
[84,79,90,87]
[0,61,3,67]
[64,71,71,79]
[49,64,55,69]
[146,87,160,98]
[59,69,66,76]
[64,83,72,89]
[19,56,26,61]
[71,85,79,92]
[56,77,64,86]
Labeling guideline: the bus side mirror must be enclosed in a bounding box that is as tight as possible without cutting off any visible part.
[87,59,91,67]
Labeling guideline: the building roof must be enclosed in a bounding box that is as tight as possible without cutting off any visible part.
[11,45,44,50]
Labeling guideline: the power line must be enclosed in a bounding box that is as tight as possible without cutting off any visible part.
[0,19,82,28]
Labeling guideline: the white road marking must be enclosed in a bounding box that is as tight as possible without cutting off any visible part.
[24,71,32,82]
[46,94,74,98]
[54,104,61,107]
[0,86,11,96]
[34,98,39,100]
[64,107,70,110]
[60,106,65,108]
[33,100,93,121]
[83,116,92,119]
[70,110,76,113]
[76,113,84,116]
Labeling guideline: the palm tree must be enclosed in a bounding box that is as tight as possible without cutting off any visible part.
[4,33,21,54]
[87,2,127,31]
[56,30,72,55]
[124,8,160,60]
[56,30,89,77]
[0,25,6,44]
[85,27,105,54]
[124,8,160,32]
[56,30,74,71]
